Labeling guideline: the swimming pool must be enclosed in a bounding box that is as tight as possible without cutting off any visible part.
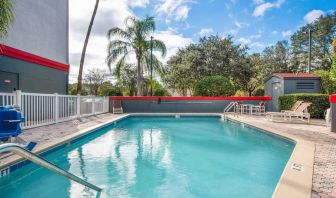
[0,115,294,198]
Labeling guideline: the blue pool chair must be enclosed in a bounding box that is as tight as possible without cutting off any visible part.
[0,106,25,142]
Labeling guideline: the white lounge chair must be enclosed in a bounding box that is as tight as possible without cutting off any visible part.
[266,102,311,123]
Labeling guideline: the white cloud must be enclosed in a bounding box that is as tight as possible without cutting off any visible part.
[253,0,264,4]
[153,30,193,63]
[271,30,278,35]
[155,0,193,22]
[252,0,285,17]
[69,0,192,83]
[199,28,214,36]
[127,0,149,8]
[237,37,264,48]
[304,10,324,24]
[281,30,292,37]
[175,5,190,20]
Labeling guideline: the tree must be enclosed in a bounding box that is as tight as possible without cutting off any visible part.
[193,76,235,96]
[331,38,336,82]
[99,82,122,96]
[106,16,167,96]
[84,69,106,96]
[313,70,336,94]
[76,0,100,94]
[163,35,247,95]
[0,0,14,41]
[291,12,336,71]
[262,41,292,72]
[234,53,269,96]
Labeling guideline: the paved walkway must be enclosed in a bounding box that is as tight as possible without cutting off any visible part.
[227,115,336,198]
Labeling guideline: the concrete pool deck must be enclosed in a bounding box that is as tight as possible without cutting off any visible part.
[0,113,335,198]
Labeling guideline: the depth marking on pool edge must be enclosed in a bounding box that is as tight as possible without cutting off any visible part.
[291,163,304,172]
[0,167,10,177]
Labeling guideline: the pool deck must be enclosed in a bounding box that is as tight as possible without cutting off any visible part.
[0,113,335,198]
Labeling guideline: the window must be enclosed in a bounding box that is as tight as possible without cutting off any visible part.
[296,82,314,90]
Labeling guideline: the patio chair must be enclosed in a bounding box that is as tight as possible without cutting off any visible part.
[0,106,25,142]
[113,100,123,114]
[281,100,303,113]
[266,102,311,123]
[251,101,266,115]
[286,102,312,122]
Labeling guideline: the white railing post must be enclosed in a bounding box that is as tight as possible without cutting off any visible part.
[54,93,59,124]
[77,94,81,118]
[13,90,22,108]
[92,96,95,115]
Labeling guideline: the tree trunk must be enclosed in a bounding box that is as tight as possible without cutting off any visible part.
[136,55,142,96]
[76,0,100,94]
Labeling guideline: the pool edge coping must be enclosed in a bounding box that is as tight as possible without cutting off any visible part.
[225,114,314,198]
[0,113,314,198]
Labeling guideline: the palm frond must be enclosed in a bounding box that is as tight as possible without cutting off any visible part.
[106,46,129,67]
[151,39,167,57]
[0,0,14,39]
[107,27,130,40]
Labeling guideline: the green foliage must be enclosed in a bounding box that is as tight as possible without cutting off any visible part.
[252,87,265,96]
[0,0,14,40]
[312,70,336,94]
[193,76,235,96]
[331,55,336,82]
[291,12,336,70]
[106,16,166,95]
[99,82,122,96]
[278,94,330,118]
[68,83,88,96]
[164,35,247,95]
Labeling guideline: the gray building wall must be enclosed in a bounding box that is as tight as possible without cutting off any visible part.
[0,56,68,94]
[265,76,321,112]
[110,100,266,113]
[2,0,69,64]
[264,76,284,112]
[283,79,321,94]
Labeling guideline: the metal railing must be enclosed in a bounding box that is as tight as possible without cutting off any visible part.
[0,143,102,193]
[224,102,238,113]
[0,91,110,129]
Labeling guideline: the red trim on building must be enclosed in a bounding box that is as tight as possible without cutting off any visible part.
[330,95,336,103]
[0,44,69,72]
[110,96,272,101]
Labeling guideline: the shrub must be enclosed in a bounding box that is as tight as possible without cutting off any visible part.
[312,70,336,94]
[153,87,171,96]
[278,93,330,118]
[252,87,264,96]
[193,76,235,96]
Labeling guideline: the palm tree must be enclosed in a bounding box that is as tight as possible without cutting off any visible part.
[106,16,166,96]
[76,0,100,94]
[0,0,14,41]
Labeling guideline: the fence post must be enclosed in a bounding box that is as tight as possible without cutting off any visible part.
[13,90,22,109]
[92,96,95,115]
[77,94,81,118]
[54,93,59,124]
[331,95,336,132]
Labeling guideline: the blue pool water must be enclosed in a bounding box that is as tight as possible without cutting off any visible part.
[0,116,294,198]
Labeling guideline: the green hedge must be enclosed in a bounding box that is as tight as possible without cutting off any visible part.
[278,93,330,119]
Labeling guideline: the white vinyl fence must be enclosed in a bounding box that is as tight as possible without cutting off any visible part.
[0,90,109,129]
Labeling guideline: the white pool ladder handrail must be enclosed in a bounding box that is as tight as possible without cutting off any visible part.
[224,102,238,113]
[0,143,102,193]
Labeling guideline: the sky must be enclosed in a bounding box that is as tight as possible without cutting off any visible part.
[69,0,335,83]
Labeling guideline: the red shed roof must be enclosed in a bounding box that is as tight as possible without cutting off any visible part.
[273,73,320,78]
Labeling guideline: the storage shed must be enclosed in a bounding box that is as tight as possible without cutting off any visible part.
[265,73,321,111]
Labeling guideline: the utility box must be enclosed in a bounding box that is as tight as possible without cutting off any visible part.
[265,73,321,111]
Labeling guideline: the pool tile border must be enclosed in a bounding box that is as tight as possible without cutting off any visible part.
[0,113,314,198]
